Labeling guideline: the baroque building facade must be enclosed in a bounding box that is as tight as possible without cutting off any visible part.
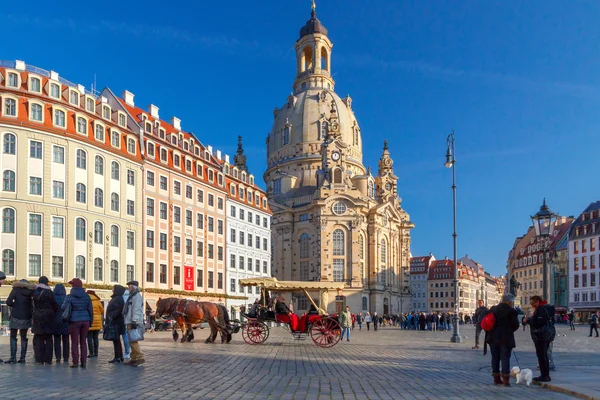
[0,61,144,314]
[264,7,414,315]
[410,254,435,312]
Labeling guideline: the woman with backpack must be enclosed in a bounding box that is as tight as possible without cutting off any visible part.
[484,293,520,386]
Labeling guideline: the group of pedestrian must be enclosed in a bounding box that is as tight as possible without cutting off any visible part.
[1,275,145,368]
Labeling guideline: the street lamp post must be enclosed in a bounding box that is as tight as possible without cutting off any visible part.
[530,199,558,302]
[445,131,461,343]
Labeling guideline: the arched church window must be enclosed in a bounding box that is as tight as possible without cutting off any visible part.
[299,233,310,258]
[273,178,281,196]
[380,239,387,263]
[283,126,290,145]
[362,296,368,311]
[333,168,342,184]
[303,46,313,71]
[320,47,328,71]
[333,229,345,256]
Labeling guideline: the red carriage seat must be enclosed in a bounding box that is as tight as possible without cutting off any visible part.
[275,313,299,331]
[297,314,309,332]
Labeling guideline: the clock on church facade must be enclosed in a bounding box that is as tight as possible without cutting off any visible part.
[264,4,414,315]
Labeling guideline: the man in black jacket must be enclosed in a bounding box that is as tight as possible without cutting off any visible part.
[524,296,555,382]
[473,299,489,349]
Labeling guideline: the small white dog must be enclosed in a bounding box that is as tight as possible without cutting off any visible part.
[511,366,533,386]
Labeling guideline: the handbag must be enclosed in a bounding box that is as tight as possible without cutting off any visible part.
[103,319,120,341]
[128,324,145,342]
[62,296,72,322]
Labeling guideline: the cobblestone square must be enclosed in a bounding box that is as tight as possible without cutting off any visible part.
[1,323,596,399]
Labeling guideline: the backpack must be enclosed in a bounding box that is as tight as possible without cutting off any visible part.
[481,311,496,332]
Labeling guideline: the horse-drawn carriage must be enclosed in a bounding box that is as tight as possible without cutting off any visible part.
[239,278,343,348]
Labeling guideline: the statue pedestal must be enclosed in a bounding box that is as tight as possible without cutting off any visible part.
[513,298,521,308]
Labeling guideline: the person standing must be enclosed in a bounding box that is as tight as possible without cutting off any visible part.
[4,280,34,363]
[356,313,363,330]
[63,278,93,369]
[86,290,104,358]
[122,289,131,360]
[524,295,555,383]
[0,271,5,363]
[31,277,58,365]
[373,312,378,331]
[473,299,489,350]
[106,285,126,364]
[589,311,599,337]
[568,310,575,330]
[123,280,145,366]
[339,306,352,342]
[485,293,520,386]
[365,312,371,331]
[53,284,69,364]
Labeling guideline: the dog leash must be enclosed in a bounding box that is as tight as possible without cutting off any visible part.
[512,350,522,369]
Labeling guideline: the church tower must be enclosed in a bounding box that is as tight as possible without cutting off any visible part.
[266,3,414,316]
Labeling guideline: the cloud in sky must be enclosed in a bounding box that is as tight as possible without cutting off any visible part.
[338,53,600,100]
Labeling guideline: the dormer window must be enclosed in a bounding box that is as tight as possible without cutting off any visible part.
[145,122,152,133]
[118,113,126,127]
[146,142,155,157]
[160,148,167,162]
[194,146,199,156]
[197,164,203,177]
[186,160,192,172]
[86,97,95,112]
[205,151,210,161]
[159,128,165,139]
[171,135,177,145]
[174,154,180,167]
[30,103,43,122]
[263,199,267,208]
[208,170,214,182]
[127,138,136,154]
[239,188,245,199]
[111,130,120,147]
[102,105,111,120]
[250,176,254,186]
[50,83,60,99]
[69,91,79,106]
[76,116,87,135]
[183,142,189,151]
[242,172,247,183]
[3,98,17,117]
[95,123,105,141]
[53,109,66,128]
[30,77,41,93]
[7,72,19,88]
[218,174,223,186]
[230,185,236,196]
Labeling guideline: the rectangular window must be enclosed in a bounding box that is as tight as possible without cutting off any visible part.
[186,239,192,255]
[208,244,214,259]
[174,236,181,253]
[256,236,260,249]
[218,198,223,210]
[248,212,253,223]
[217,272,223,289]
[239,256,245,270]
[263,217,268,228]
[208,217,214,232]
[51,216,64,238]
[197,213,203,229]
[230,254,236,269]
[174,206,181,223]
[174,266,181,285]
[126,231,135,250]
[239,282,244,294]
[583,256,588,270]
[248,234,253,247]
[247,258,252,270]
[197,189,204,203]
[160,176,168,190]
[127,170,135,186]
[53,146,64,164]
[333,259,344,282]
[255,259,260,272]
[230,229,236,243]
[217,246,223,261]
[186,210,192,226]
[147,171,155,186]
[197,269,203,288]
[52,181,64,199]
[582,273,588,287]
[231,206,236,218]
[159,264,167,284]
[186,185,192,199]
[208,271,214,288]
[174,181,181,195]
[208,194,214,207]
[197,241,204,257]
[146,230,154,248]
[160,202,167,220]
[218,220,223,235]
[95,124,104,141]
[240,209,245,220]
[263,261,268,274]
[263,238,268,251]
[29,254,42,277]
[29,214,42,235]
[239,232,245,245]
[146,262,155,283]
[119,113,126,127]
[127,200,135,216]
[146,198,155,216]
[231,278,236,293]
[52,256,64,278]
[256,215,260,225]
[30,141,43,159]
[50,83,60,98]
[160,233,167,250]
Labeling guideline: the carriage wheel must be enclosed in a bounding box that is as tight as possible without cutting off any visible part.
[242,321,269,344]
[310,317,341,348]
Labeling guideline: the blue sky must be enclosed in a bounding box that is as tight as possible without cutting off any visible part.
[4,0,600,277]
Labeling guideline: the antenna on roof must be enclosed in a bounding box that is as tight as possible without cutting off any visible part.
[91,73,98,96]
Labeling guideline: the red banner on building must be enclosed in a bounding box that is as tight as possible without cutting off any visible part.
[184,265,194,291]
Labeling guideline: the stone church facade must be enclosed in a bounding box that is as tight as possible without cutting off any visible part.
[264,5,414,315]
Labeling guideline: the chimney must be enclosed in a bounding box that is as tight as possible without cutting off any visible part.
[101,96,108,104]
[148,104,159,119]
[216,150,222,160]
[171,117,181,131]
[224,154,230,164]
[122,90,135,106]
[207,145,213,154]
[77,84,85,94]
[50,71,59,81]
[15,60,26,71]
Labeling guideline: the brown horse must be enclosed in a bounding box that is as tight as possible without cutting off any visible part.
[156,298,232,344]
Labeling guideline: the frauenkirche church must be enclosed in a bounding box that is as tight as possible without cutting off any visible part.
[264,4,414,315]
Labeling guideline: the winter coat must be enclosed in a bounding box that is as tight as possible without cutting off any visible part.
[62,287,93,323]
[6,285,34,329]
[32,285,58,335]
[365,315,372,323]
[53,284,69,336]
[106,285,126,335]
[339,311,352,328]
[123,289,144,325]
[88,293,105,331]
[484,302,519,349]
[474,305,490,326]
[529,304,556,343]
[591,314,599,326]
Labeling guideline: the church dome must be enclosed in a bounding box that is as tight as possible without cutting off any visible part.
[299,10,328,39]
[265,87,364,178]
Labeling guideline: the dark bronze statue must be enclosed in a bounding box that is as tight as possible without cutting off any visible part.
[509,274,521,296]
